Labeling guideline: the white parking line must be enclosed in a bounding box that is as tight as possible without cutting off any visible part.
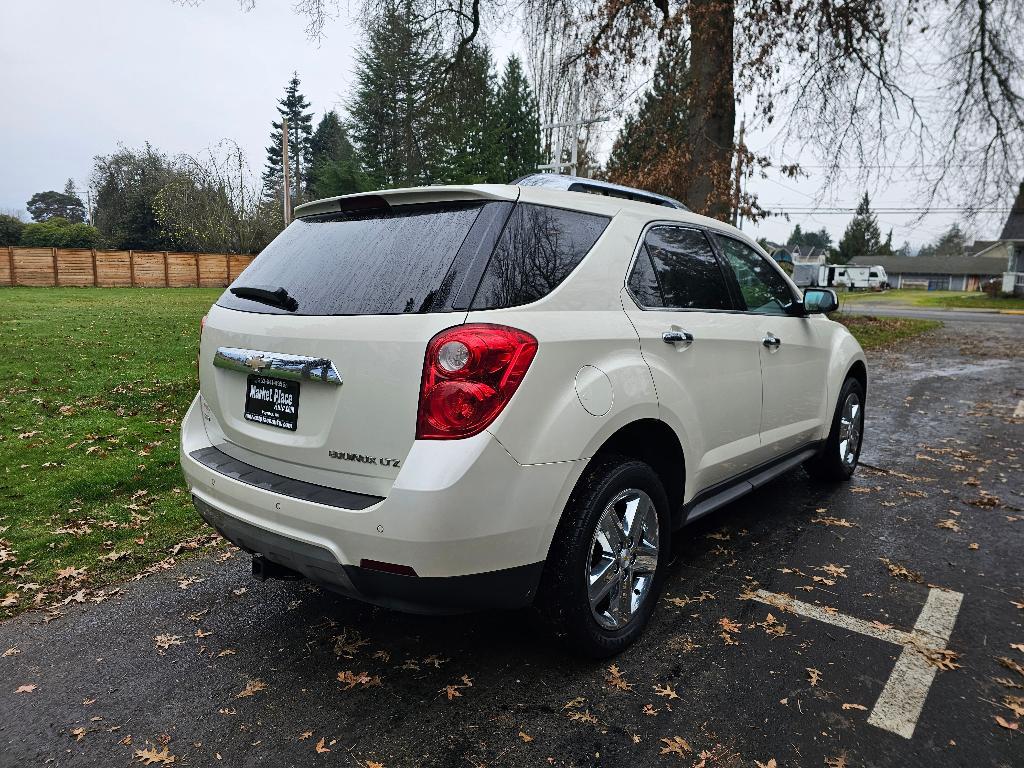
[751,587,963,739]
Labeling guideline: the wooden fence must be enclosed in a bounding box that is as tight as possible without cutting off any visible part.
[1,246,255,288]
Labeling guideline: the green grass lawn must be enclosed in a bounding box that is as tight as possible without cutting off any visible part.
[839,289,1024,310]
[0,288,223,618]
[0,287,942,619]
[833,314,941,349]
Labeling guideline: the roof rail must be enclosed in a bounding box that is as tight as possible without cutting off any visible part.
[514,173,689,211]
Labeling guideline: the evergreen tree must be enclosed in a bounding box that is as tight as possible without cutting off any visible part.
[349,0,441,188]
[434,43,501,183]
[837,193,884,263]
[308,110,370,198]
[786,224,832,251]
[606,25,689,185]
[263,72,314,205]
[918,223,967,257]
[494,55,541,182]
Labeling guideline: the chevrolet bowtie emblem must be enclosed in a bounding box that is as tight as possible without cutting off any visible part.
[246,355,268,371]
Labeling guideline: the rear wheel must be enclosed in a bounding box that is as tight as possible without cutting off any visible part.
[538,455,671,657]
[806,376,865,481]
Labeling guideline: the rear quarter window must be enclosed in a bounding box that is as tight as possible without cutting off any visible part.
[469,204,609,310]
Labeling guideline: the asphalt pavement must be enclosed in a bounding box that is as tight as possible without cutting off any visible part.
[841,303,1024,324]
[2,318,1022,767]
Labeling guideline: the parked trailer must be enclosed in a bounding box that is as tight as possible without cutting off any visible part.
[815,265,888,290]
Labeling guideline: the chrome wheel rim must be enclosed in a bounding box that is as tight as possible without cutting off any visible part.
[587,488,660,631]
[838,392,863,467]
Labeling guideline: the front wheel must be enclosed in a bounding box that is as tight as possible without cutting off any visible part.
[538,455,671,657]
[805,376,865,481]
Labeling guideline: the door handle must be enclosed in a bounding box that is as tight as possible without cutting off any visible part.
[662,330,694,344]
[762,333,781,348]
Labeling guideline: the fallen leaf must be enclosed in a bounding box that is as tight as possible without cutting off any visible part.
[71,727,86,741]
[998,656,1024,677]
[825,756,847,768]
[134,744,176,765]
[567,710,598,724]
[642,703,659,716]
[653,683,679,699]
[15,684,37,693]
[1011,643,1024,653]
[442,685,462,700]
[659,736,693,757]
[936,519,961,532]
[153,634,183,650]
[57,566,86,580]
[1003,695,1024,717]
[755,760,777,768]
[995,715,1019,731]
[806,668,822,686]
[811,516,856,528]
[298,731,313,741]
[315,737,331,753]
[235,679,266,698]
[605,664,633,691]
[842,703,868,711]
[518,731,533,742]
[336,670,381,690]
[921,648,961,671]
[2,647,20,657]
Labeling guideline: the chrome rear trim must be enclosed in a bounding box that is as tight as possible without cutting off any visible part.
[213,346,343,385]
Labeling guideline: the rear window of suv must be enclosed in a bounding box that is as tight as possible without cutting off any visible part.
[217,202,484,316]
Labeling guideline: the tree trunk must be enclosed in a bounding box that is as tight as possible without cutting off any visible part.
[683,0,736,220]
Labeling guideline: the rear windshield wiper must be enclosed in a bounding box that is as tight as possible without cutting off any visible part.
[229,285,299,312]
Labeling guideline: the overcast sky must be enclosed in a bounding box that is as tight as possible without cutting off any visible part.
[0,0,1009,249]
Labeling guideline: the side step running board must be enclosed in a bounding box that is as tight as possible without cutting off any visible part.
[682,446,820,525]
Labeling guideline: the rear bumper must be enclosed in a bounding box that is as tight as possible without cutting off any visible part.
[192,495,542,613]
[180,394,579,613]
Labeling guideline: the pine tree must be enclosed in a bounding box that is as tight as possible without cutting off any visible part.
[494,55,541,182]
[434,43,501,183]
[349,0,441,188]
[308,110,370,198]
[606,25,689,186]
[837,193,884,263]
[263,72,314,205]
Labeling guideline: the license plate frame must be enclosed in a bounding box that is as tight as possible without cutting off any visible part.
[244,374,300,431]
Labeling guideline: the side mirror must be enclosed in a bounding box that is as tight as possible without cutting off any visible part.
[802,288,838,314]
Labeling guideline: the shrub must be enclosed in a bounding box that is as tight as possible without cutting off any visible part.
[0,214,25,246]
[20,218,100,248]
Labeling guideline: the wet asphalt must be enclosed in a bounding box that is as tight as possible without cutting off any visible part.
[2,319,1022,768]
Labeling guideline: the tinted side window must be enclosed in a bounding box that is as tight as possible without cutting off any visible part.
[470,204,609,309]
[627,249,664,307]
[639,226,733,310]
[714,235,796,316]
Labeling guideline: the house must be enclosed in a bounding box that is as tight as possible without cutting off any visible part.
[850,182,1024,293]
[849,252,1005,291]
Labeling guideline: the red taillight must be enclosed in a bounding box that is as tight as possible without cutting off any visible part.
[416,323,538,440]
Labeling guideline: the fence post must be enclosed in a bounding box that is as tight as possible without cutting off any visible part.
[194,253,201,287]
[7,246,14,287]
[163,251,169,287]
[52,247,58,286]
[129,250,135,287]
[91,248,98,287]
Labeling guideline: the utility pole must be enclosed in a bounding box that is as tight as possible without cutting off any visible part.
[281,118,292,225]
[732,118,746,229]
[538,116,609,176]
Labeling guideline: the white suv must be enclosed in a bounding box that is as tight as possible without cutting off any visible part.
[180,175,866,656]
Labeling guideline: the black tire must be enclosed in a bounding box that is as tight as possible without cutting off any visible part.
[805,376,865,481]
[537,455,671,658]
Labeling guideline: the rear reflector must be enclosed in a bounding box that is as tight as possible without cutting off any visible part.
[359,559,418,577]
